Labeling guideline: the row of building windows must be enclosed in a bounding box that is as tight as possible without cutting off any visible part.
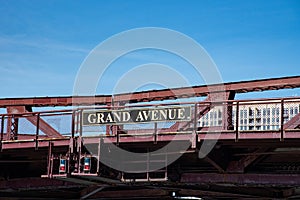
[199,104,300,131]
[239,107,299,118]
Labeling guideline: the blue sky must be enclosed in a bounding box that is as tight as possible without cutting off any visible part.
[0,0,300,98]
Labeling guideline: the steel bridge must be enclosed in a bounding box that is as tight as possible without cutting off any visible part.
[1,76,300,199]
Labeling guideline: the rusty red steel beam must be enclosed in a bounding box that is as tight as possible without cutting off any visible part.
[0,96,112,108]
[226,147,270,173]
[180,173,300,185]
[2,129,300,150]
[88,189,169,199]
[1,138,70,149]
[283,112,300,129]
[113,75,300,103]
[0,76,300,108]
[7,106,63,138]
[203,156,226,173]
[0,177,81,190]
[26,115,63,138]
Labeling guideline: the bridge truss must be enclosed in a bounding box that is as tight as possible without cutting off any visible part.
[1,76,300,199]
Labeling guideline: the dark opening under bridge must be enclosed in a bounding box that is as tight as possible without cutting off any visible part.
[1,76,300,199]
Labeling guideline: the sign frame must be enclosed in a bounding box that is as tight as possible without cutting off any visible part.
[81,106,192,126]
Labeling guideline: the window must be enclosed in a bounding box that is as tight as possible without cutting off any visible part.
[276,108,280,115]
[249,108,254,117]
[218,110,222,118]
[267,108,270,116]
[290,108,294,115]
[263,108,266,116]
[256,109,261,117]
[243,110,247,118]
[240,110,243,118]
[272,108,276,115]
[284,108,289,115]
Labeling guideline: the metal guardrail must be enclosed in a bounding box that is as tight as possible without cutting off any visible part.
[0,97,300,148]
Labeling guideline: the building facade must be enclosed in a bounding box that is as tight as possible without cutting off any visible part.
[199,101,300,131]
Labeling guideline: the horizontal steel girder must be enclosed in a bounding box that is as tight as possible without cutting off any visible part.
[181,173,300,185]
[0,76,300,107]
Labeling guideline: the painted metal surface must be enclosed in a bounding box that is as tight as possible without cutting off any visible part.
[0,76,300,199]
[0,75,299,107]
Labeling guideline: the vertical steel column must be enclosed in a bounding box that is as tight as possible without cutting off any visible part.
[222,91,236,130]
[35,113,40,150]
[146,149,149,180]
[67,111,76,176]
[0,115,4,151]
[71,111,75,139]
[70,111,75,154]
[116,126,120,146]
[6,115,11,140]
[78,109,83,173]
[154,105,158,144]
[280,99,284,141]
[13,115,19,140]
[154,122,158,144]
[50,154,54,178]
[47,142,53,178]
[75,111,79,136]
[226,102,234,130]
[164,151,168,180]
[79,109,83,137]
[7,114,18,140]
[192,103,198,148]
[96,138,101,175]
[235,101,239,142]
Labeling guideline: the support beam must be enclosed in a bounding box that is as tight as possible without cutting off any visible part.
[181,173,300,185]
[6,106,24,140]
[284,112,300,129]
[168,91,234,132]
[203,156,225,173]
[223,91,236,130]
[0,177,80,190]
[178,185,297,198]
[6,106,63,138]
[0,76,299,107]
[226,148,269,173]
[80,188,169,199]
[168,98,211,132]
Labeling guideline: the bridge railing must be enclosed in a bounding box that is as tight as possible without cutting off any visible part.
[0,97,300,144]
